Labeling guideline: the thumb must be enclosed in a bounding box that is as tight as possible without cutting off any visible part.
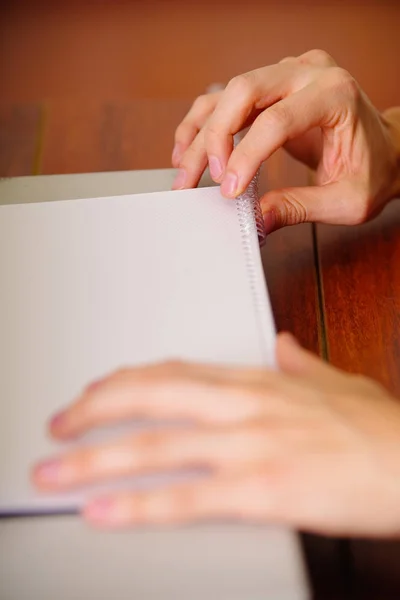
[260,181,357,233]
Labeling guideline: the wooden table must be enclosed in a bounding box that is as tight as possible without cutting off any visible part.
[1,100,400,600]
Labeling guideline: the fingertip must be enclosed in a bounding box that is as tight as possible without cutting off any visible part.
[277,331,300,351]
[220,172,239,198]
[31,458,62,491]
[172,168,187,190]
[276,332,304,372]
[276,332,325,378]
[83,496,116,526]
[171,143,183,168]
[48,409,75,441]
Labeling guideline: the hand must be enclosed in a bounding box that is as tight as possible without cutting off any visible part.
[172,50,400,233]
[33,333,400,537]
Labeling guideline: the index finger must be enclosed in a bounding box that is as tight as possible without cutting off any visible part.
[204,62,311,176]
[221,78,338,197]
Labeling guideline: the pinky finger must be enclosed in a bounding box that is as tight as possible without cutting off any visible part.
[83,474,274,528]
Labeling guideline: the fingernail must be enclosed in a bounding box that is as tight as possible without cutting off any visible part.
[85,497,114,521]
[35,459,61,483]
[86,378,103,394]
[221,172,238,198]
[263,211,276,235]
[172,143,182,166]
[208,155,223,180]
[172,168,186,190]
[50,410,66,430]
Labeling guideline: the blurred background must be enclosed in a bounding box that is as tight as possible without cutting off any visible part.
[2,0,399,109]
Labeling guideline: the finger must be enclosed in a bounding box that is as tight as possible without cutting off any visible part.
[48,362,263,439]
[82,473,275,528]
[33,424,283,491]
[297,49,337,68]
[260,179,365,232]
[172,127,208,190]
[49,360,305,441]
[172,93,221,167]
[204,63,304,180]
[221,82,333,197]
[279,56,296,64]
[276,332,345,384]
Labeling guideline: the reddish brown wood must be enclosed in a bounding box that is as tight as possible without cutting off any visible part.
[40,100,191,174]
[317,201,400,598]
[317,202,400,394]
[262,151,321,354]
[263,151,348,600]
[0,104,41,177]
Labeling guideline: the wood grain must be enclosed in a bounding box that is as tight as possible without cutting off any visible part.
[317,201,400,394]
[262,151,321,353]
[317,201,400,598]
[0,104,41,177]
[262,150,349,600]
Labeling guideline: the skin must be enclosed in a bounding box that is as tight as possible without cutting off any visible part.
[33,333,400,537]
[172,49,400,233]
[33,51,400,536]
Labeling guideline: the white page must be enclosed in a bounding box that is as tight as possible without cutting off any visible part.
[0,517,309,600]
[0,186,276,513]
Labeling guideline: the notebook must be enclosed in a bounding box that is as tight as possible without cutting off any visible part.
[0,182,275,514]
[0,170,310,600]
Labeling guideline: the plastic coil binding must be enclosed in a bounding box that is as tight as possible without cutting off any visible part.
[235,168,266,247]
[205,87,266,247]
[235,168,272,364]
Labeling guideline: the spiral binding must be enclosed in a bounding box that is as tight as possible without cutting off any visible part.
[235,170,272,364]
[235,168,266,247]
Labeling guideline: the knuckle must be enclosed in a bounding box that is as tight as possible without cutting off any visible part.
[204,122,221,145]
[231,143,253,167]
[325,67,359,100]
[280,191,308,225]
[175,121,194,142]
[280,55,296,64]
[263,102,293,131]
[302,48,335,67]
[226,73,253,99]
[178,146,205,171]
[193,94,212,114]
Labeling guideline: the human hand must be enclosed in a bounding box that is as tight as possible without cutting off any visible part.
[172,50,400,233]
[33,333,400,537]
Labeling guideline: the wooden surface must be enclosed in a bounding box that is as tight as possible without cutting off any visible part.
[1,98,400,599]
[317,206,400,598]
